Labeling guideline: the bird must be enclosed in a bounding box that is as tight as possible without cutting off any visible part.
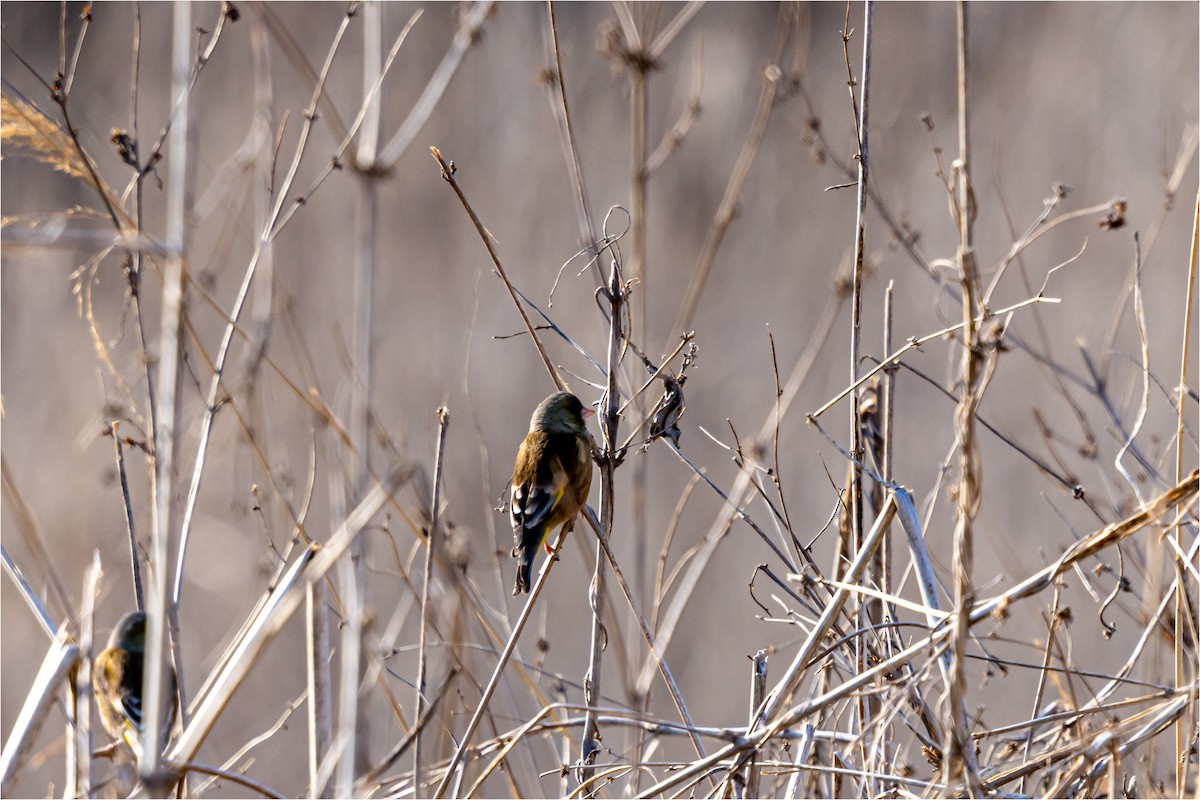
[510,391,594,595]
[93,610,178,758]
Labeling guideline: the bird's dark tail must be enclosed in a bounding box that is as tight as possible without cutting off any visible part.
[512,542,536,595]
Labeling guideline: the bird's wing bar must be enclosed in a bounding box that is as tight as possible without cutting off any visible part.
[511,455,569,532]
[512,483,565,532]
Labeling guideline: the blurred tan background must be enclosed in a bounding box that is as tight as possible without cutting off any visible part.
[3,1,1197,796]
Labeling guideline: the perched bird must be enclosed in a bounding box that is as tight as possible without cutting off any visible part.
[510,391,594,595]
[93,611,178,758]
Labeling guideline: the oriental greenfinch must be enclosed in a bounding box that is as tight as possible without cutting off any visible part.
[510,392,594,595]
[93,611,178,758]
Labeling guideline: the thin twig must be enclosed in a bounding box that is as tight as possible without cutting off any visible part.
[109,422,144,612]
[430,147,565,393]
[414,407,450,795]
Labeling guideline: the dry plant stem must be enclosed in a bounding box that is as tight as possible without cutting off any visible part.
[844,0,872,762]
[1115,235,1150,505]
[881,282,896,646]
[111,422,144,611]
[664,441,794,569]
[615,332,695,423]
[142,2,191,787]
[468,706,725,794]
[639,472,1198,799]
[0,546,57,640]
[430,147,564,392]
[72,554,101,800]
[0,626,78,794]
[334,554,363,797]
[580,255,625,794]
[543,6,620,789]
[306,581,333,799]
[992,184,1097,452]
[118,5,233,207]
[644,40,704,177]
[628,5,651,643]
[129,3,161,479]
[483,703,858,747]
[122,7,228,460]
[430,525,572,799]
[103,3,231,461]
[943,3,985,790]
[343,7,386,777]
[62,5,90,97]
[357,0,382,166]
[464,704,593,798]
[415,408,450,796]
[981,183,1069,306]
[1175,194,1198,798]
[745,651,768,797]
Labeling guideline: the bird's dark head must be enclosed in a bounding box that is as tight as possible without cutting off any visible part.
[109,611,147,653]
[530,391,594,434]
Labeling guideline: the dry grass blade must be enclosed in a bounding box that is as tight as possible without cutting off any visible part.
[0,92,87,180]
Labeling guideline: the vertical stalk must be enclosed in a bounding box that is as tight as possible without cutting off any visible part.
[881,282,897,652]
[1174,192,1198,798]
[580,255,624,794]
[630,40,649,618]
[415,408,450,795]
[72,554,102,799]
[628,48,648,606]
[343,3,383,783]
[847,0,873,771]
[627,31,652,792]
[306,581,332,798]
[143,0,189,790]
[129,2,159,504]
[745,650,768,797]
[334,554,362,798]
[944,1,984,793]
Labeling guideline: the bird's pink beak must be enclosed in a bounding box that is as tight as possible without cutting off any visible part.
[582,407,596,420]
